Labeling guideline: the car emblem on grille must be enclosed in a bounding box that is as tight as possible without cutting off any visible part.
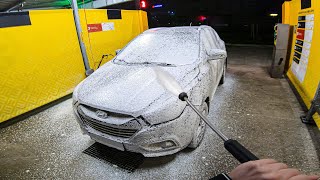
[96,110,108,119]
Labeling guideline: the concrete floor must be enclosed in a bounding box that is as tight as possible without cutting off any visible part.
[1,45,319,179]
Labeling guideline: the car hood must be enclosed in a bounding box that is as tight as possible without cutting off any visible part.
[75,62,199,119]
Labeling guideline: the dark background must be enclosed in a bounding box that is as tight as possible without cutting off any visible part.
[106,0,286,44]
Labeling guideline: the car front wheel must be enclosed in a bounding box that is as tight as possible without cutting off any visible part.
[188,102,208,149]
[219,61,227,85]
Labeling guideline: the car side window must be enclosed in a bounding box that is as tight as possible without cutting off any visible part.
[204,29,217,49]
[210,28,223,49]
[208,28,223,49]
[201,29,211,53]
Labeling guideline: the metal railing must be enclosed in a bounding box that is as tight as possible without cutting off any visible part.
[301,81,320,125]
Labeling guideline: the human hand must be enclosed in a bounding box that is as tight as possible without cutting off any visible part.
[229,159,319,180]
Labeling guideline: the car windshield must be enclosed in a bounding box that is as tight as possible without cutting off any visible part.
[114,30,199,66]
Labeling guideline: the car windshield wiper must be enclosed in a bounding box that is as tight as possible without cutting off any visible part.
[114,60,175,66]
[155,62,175,67]
[140,62,175,67]
[113,59,128,64]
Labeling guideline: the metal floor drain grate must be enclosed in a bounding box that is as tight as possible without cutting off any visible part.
[83,142,145,172]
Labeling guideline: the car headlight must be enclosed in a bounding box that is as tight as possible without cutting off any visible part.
[141,140,177,151]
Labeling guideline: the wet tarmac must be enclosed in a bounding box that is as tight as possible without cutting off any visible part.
[1,45,319,179]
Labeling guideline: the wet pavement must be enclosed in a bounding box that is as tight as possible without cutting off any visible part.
[1,45,319,179]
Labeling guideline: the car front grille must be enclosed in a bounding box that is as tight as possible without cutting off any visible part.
[77,105,140,138]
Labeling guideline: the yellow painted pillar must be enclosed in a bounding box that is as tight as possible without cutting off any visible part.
[282,1,291,24]
[283,0,320,128]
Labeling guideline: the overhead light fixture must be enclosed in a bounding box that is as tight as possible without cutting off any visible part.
[152,4,163,8]
[270,13,278,17]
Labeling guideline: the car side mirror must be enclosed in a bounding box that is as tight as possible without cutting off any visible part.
[115,49,121,55]
[207,49,227,60]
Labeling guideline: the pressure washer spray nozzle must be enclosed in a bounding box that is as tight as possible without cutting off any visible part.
[178,92,188,101]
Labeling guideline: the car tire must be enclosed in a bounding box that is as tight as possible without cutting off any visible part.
[188,102,208,149]
[219,61,227,85]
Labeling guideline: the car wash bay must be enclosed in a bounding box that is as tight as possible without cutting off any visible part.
[1,45,320,179]
[1,0,320,179]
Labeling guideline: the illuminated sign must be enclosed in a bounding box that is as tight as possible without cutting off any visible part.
[140,0,146,8]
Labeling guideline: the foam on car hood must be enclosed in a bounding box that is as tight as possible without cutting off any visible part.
[76,62,198,123]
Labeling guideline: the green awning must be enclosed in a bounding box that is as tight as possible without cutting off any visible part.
[0,0,93,12]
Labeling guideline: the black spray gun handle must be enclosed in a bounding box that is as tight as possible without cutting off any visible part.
[178,92,259,164]
[224,139,259,163]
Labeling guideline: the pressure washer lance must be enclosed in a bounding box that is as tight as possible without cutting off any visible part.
[178,92,259,163]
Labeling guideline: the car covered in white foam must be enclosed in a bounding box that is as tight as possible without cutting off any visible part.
[72,26,227,157]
